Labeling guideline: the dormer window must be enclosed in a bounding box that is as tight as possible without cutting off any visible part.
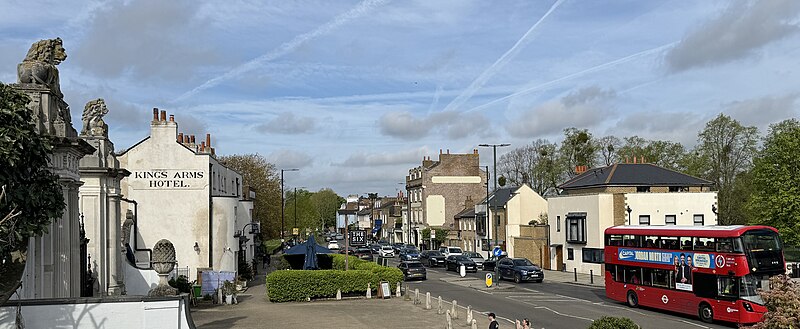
[636,186,650,193]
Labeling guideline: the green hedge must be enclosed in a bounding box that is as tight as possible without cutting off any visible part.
[330,254,403,289]
[587,316,638,329]
[266,270,375,302]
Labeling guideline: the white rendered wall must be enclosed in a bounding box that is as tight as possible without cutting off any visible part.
[547,194,613,274]
[624,192,717,226]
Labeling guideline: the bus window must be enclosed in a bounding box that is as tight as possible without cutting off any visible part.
[625,267,641,284]
[718,276,738,299]
[645,236,659,248]
[623,235,639,247]
[615,265,624,282]
[660,236,678,250]
[651,268,671,288]
[695,237,715,251]
[716,238,740,253]
[606,234,623,246]
[680,237,693,250]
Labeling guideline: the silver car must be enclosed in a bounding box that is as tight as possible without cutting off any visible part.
[463,251,485,269]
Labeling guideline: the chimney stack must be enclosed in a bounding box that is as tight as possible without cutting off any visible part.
[152,108,159,121]
[160,110,166,122]
[178,133,184,143]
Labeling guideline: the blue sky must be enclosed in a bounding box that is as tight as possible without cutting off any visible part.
[2,0,799,196]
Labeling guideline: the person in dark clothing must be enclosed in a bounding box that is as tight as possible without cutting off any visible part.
[488,312,499,329]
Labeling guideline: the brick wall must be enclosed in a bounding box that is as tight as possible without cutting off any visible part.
[613,193,626,226]
[512,225,549,268]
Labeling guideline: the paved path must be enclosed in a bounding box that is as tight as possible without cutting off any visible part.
[191,273,487,329]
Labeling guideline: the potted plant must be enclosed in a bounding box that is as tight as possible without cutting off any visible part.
[222,280,237,305]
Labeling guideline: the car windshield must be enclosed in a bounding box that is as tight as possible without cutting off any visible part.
[407,262,424,268]
[465,252,482,258]
[449,248,462,253]
[429,251,442,256]
[513,259,534,267]
[356,248,370,253]
[455,255,469,261]
[382,246,392,250]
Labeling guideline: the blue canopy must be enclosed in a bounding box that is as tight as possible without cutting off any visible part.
[284,235,333,257]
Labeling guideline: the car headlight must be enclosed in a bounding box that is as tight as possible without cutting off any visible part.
[521,270,528,275]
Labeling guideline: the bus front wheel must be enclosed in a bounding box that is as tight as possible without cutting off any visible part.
[699,303,714,323]
[626,291,638,308]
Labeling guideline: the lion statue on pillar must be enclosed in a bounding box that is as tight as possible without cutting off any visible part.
[81,98,109,137]
[17,37,67,93]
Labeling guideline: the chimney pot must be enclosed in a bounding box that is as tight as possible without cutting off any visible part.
[152,108,159,121]
[200,141,206,152]
[169,114,174,122]
[439,149,442,154]
[190,135,196,144]
[178,133,184,143]
[447,149,450,154]
[160,110,166,122]
[206,133,211,148]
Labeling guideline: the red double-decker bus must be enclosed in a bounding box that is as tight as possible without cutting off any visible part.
[604,225,784,324]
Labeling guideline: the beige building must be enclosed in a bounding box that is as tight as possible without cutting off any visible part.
[117,109,256,292]
[548,163,716,275]
[405,149,486,248]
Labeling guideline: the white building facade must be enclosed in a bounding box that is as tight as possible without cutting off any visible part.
[548,163,717,275]
[117,109,255,289]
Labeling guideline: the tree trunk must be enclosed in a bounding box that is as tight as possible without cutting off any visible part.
[1,244,27,306]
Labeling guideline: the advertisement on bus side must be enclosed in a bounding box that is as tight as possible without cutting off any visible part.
[618,248,715,291]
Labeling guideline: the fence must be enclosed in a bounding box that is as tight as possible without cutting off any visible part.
[170,266,189,280]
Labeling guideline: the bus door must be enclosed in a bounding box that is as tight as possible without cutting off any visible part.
[693,273,739,322]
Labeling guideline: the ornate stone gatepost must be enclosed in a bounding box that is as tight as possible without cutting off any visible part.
[79,99,130,296]
[12,37,95,299]
[148,239,177,296]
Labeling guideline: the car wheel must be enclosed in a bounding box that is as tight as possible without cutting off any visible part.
[514,273,522,283]
[626,291,638,308]
[698,303,714,323]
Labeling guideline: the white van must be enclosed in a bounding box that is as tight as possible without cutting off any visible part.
[438,246,463,257]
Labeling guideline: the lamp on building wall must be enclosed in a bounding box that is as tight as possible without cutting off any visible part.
[712,204,718,215]
[194,242,200,252]
[626,205,632,225]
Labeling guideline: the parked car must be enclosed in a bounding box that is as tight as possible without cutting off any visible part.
[398,261,427,281]
[463,251,485,269]
[399,248,421,261]
[482,255,505,271]
[355,248,374,261]
[495,257,544,283]
[335,233,344,240]
[370,243,382,254]
[445,255,477,272]
[439,246,463,257]
[327,241,340,250]
[420,250,446,267]
[378,245,395,257]
[392,242,405,253]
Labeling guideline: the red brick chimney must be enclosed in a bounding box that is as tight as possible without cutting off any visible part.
[160,110,166,122]
[178,133,184,143]
[576,165,588,174]
[152,108,159,121]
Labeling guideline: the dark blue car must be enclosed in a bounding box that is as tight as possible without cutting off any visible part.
[495,257,544,283]
[399,248,420,261]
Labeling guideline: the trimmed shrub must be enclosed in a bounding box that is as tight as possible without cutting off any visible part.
[330,254,403,289]
[587,316,638,329]
[271,254,291,270]
[266,269,376,302]
[168,275,191,294]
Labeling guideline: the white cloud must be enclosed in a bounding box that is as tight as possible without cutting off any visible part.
[723,93,800,130]
[266,149,313,169]
[255,112,317,135]
[506,87,616,138]
[378,110,490,140]
[666,0,800,72]
[337,147,430,167]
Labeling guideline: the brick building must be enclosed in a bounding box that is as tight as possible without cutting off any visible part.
[405,149,486,249]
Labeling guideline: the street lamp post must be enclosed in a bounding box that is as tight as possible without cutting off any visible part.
[479,143,509,248]
[280,168,299,242]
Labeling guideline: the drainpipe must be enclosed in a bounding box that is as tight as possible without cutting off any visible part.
[119,197,152,269]
[209,163,214,269]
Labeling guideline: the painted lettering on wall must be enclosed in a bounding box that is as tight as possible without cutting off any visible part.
[132,170,205,189]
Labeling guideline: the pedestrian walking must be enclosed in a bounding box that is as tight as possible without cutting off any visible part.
[488,312,499,329]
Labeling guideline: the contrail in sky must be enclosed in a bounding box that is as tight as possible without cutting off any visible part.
[464,42,678,113]
[174,0,390,102]
[441,0,566,112]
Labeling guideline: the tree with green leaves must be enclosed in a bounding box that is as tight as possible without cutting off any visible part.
[691,114,759,225]
[218,154,281,239]
[617,136,687,171]
[560,127,598,176]
[310,188,345,230]
[421,227,448,249]
[748,119,800,245]
[497,139,562,195]
[1,83,65,304]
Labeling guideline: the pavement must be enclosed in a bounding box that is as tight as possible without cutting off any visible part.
[191,272,489,329]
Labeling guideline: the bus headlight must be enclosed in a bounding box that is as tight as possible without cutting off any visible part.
[743,302,753,312]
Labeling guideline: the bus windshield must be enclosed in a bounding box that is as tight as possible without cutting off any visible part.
[742,232,782,252]
[740,274,765,305]
[741,230,784,273]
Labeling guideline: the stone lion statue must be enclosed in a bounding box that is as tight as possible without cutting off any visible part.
[17,38,67,92]
[81,98,108,137]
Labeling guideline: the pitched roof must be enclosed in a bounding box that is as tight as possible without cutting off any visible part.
[475,186,519,207]
[558,163,713,190]
[454,207,476,219]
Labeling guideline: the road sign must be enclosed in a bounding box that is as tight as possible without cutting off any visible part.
[431,230,436,239]
[292,227,299,235]
[349,230,367,247]
[493,246,503,257]
[485,273,493,287]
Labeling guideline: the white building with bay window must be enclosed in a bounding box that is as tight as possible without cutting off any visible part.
[548,163,717,275]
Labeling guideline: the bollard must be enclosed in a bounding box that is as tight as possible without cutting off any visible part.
[574,268,577,282]
[471,319,478,329]
[438,296,443,314]
[452,300,458,319]
[446,310,453,329]
[404,286,411,301]
[336,289,342,300]
[425,292,431,310]
[414,288,420,305]
[590,269,594,284]
[396,283,402,298]
[366,283,372,299]
[466,305,472,326]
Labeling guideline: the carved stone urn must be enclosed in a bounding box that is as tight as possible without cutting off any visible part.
[148,239,177,296]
